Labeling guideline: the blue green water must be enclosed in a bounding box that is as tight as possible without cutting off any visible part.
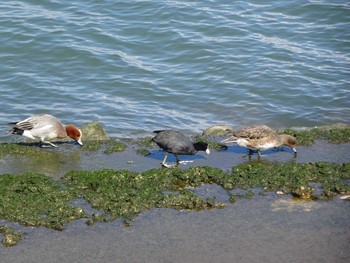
[1,1,349,139]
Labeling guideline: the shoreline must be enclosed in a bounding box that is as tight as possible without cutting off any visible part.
[0,124,349,254]
[1,192,349,262]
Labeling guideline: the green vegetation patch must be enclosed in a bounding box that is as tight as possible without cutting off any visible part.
[281,127,350,145]
[229,190,255,203]
[132,137,155,156]
[103,139,127,154]
[0,225,25,247]
[133,137,154,147]
[0,139,127,157]
[0,173,87,230]
[63,167,225,225]
[80,140,105,152]
[0,143,55,158]
[231,162,350,199]
[136,148,151,156]
[0,162,349,246]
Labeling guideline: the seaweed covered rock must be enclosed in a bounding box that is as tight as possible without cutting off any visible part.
[80,122,110,141]
[202,125,235,136]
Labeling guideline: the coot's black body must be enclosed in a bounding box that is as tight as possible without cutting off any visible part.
[152,130,210,167]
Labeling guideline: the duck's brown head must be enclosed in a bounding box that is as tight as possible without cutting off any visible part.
[280,134,297,154]
[66,124,83,145]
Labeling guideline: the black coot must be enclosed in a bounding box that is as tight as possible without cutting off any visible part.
[152,130,210,167]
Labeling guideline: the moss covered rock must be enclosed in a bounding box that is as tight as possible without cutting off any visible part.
[202,125,235,136]
[80,122,110,141]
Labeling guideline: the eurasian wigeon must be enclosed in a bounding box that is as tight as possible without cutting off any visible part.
[152,130,210,167]
[9,114,83,147]
[222,125,296,156]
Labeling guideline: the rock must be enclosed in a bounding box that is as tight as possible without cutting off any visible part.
[316,123,349,130]
[288,123,349,132]
[80,122,110,141]
[202,125,235,136]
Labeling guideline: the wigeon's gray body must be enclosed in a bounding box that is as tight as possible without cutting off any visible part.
[152,130,210,167]
[10,114,83,147]
[222,125,296,156]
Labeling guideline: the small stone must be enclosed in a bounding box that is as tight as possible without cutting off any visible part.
[80,122,110,141]
[202,125,235,136]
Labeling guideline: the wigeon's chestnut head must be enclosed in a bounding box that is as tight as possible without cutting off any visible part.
[66,124,83,145]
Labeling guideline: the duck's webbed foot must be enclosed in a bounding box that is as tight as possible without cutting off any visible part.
[41,141,58,147]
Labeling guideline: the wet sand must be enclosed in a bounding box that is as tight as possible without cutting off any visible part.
[1,195,349,263]
[1,140,350,262]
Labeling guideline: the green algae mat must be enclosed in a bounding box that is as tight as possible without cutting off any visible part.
[1,162,349,247]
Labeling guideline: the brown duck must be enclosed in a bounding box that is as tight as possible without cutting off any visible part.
[222,125,297,156]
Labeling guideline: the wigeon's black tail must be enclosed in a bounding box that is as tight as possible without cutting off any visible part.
[10,127,24,135]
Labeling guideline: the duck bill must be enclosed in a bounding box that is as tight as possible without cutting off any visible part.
[292,147,297,153]
[77,139,83,146]
[206,149,210,155]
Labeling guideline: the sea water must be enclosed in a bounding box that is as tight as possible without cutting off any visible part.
[1,0,349,139]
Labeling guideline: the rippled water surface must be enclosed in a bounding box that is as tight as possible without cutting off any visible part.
[1,0,349,138]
